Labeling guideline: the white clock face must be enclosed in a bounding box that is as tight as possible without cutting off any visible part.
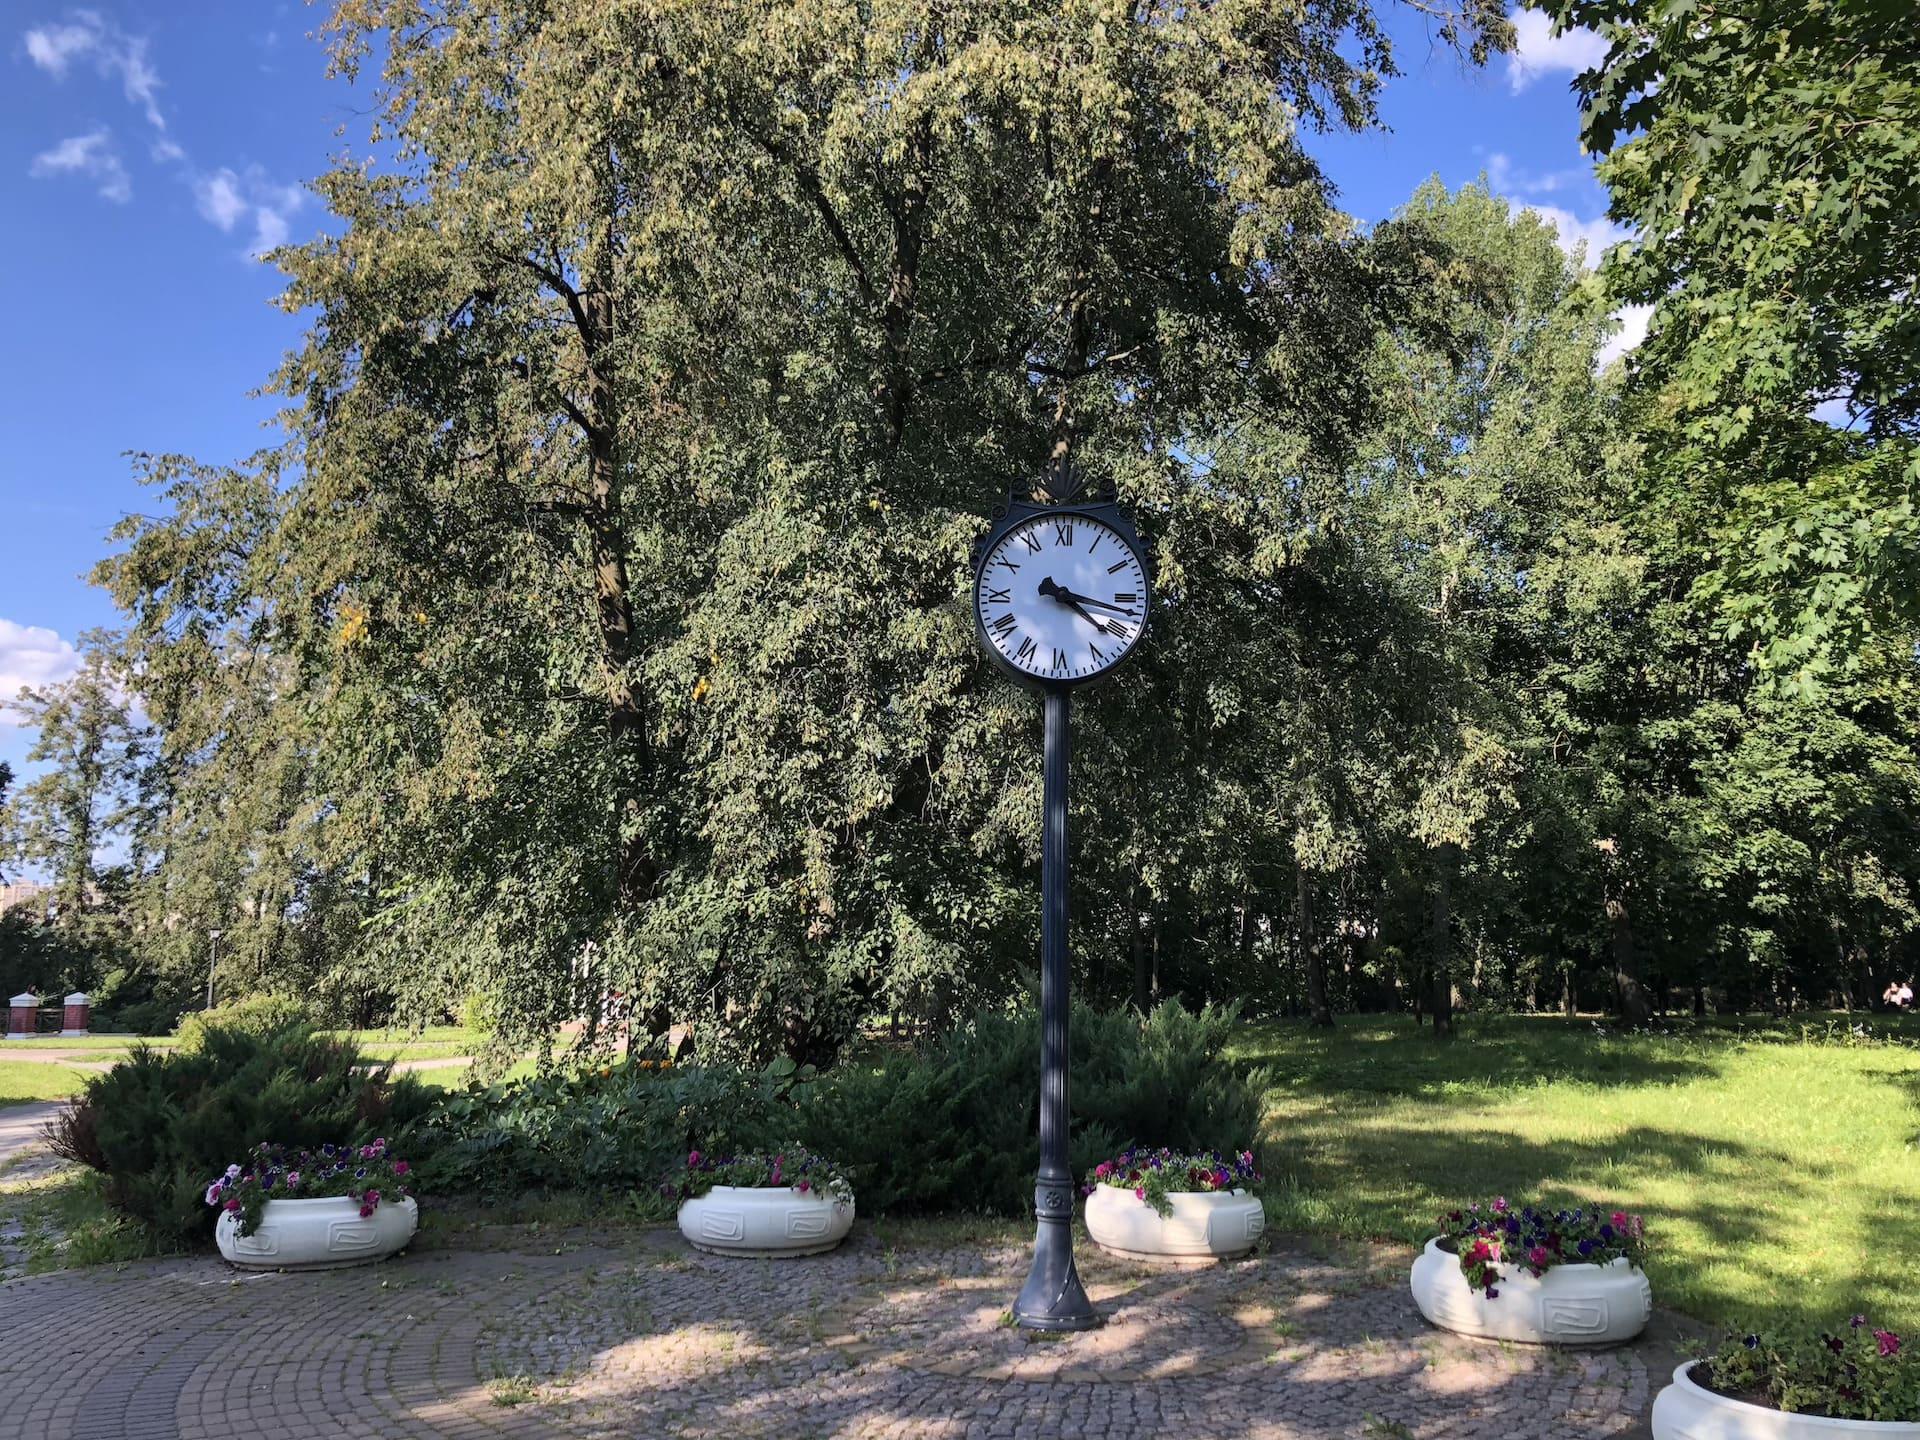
[975,513,1149,682]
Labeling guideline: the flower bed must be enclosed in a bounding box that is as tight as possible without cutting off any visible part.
[1410,1199,1652,1345]
[1081,1147,1264,1264]
[668,1145,855,1257]
[1650,1320,1920,1436]
[206,1140,417,1270]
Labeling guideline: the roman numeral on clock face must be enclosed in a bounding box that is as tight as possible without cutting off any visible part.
[985,587,1010,605]
[1107,561,1128,575]
[1053,520,1074,546]
[1018,530,1042,553]
[988,613,1016,638]
[1014,636,1036,663]
[1052,648,1068,672]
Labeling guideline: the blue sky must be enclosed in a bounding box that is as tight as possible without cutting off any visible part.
[0,3,1628,782]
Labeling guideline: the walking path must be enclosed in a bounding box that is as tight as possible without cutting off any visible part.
[0,1103,62,1169]
[0,1225,1685,1439]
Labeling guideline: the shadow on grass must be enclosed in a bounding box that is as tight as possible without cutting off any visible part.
[1229,1014,1724,1102]
[1260,1118,1916,1336]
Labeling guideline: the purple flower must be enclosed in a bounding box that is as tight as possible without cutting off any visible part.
[1875,1330,1901,1358]
[1851,1315,1869,1329]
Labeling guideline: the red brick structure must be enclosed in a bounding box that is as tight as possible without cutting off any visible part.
[62,992,90,1037]
[6,992,37,1039]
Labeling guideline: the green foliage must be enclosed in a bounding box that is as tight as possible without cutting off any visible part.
[174,994,315,1052]
[49,1026,434,1247]
[417,1062,782,1212]
[1703,1322,1918,1423]
[798,1000,1268,1214]
[1552,0,1920,685]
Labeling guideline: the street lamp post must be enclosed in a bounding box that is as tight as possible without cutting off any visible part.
[205,929,223,1011]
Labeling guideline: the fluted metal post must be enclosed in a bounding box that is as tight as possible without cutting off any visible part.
[1012,688,1101,1331]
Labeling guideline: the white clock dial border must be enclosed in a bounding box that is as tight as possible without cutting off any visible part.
[975,514,1148,682]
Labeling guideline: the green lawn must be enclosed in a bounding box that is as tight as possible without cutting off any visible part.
[1,1034,171,1051]
[329,1025,485,1061]
[0,1060,92,1106]
[1230,1013,1920,1336]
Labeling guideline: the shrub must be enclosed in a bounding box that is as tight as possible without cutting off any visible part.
[1701,1317,1916,1422]
[173,995,315,1051]
[416,1060,781,1213]
[106,997,188,1037]
[48,1026,433,1247]
[797,999,1269,1215]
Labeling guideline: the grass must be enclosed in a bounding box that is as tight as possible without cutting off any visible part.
[326,1025,485,1061]
[1,1034,171,1051]
[1230,1013,1920,1337]
[0,1159,158,1276]
[0,1060,93,1107]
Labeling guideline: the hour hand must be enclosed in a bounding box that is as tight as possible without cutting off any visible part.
[1038,576,1101,629]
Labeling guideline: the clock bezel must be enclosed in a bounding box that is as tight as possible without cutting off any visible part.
[970,499,1152,692]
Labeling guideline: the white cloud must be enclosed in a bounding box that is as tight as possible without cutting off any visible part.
[194,168,247,231]
[1514,202,1631,268]
[23,15,96,75]
[0,620,80,723]
[21,10,166,132]
[190,165,306,257]
[1596,303,1653,369]
[1485,150,1590,199]
[29,128,130,203]
[1506,8,1609,93]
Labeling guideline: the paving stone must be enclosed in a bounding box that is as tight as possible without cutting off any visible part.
[0,1231,1654,1438]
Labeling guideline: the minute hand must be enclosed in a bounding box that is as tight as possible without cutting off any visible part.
[1058,588,1135,615]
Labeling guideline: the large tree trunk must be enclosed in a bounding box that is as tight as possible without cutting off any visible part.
[1297,861,1333,1028]
[1130,888,1154,1014]
[1605,887,1652,1025]
[1429,844,1456,1038]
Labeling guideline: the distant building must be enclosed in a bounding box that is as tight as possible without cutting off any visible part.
[0,880,53,917]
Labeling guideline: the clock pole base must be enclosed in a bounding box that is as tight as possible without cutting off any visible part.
[1012,1218,1103,1332]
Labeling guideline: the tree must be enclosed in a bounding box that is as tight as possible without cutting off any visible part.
[101,0,1509,1059]
[1550,0,1920,688]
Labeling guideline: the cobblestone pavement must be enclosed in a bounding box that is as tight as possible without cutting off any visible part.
[0,1227,1660,1439]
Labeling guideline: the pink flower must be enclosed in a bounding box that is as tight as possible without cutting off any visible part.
[1611,1211,1629,1229]
[393,1161,409,1176]
[1492,1197,1509,1214]
[359,1204,374,1219]
[1213,1169,1231,1189]
[224,1198,241,1213]
[797,1180,811,1194]
[1528,1245,1549,1268]
[1135,1187,1146,1201]
[286,1172,301,1190]
[204,1182,224,1206]
[688,1150,702,1167]
[1095,1163,1111,1179]
[1875,1330,1901,1358]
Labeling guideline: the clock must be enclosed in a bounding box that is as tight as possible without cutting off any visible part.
[973,502,1151,687]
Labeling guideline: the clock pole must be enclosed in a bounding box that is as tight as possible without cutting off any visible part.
[1012,686,1101,1331]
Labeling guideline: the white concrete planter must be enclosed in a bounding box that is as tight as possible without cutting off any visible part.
[1652,1362,1920,1438]
[1410,1235,1651,1346]
[1083,1186,1265,1265]
[215,1195,418,1271]
[677,1185,854,1257]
